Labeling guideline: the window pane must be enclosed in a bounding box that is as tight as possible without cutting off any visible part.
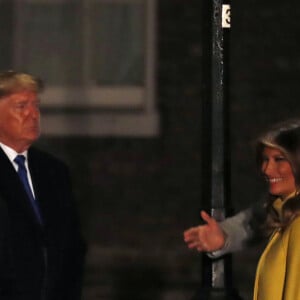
[17,3,83,85]
[16,1,146,87]
[90,2,145,85]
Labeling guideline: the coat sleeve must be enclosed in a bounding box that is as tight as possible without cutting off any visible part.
[0,197,16,299]
[208,208,254,257]
[282,217,300,300]
[209,201,267,257]
[58,166,86,300]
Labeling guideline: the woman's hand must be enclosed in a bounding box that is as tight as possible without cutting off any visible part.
[183,210,227,252]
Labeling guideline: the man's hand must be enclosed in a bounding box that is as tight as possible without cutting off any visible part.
[183,210,227,252]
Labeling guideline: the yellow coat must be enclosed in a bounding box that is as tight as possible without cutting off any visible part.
[253,200,300,300]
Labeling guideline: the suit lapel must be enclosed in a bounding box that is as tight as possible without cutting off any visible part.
[28,148,61,235]
[27,148,52,227]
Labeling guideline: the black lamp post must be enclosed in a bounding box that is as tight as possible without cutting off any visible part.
[191,0,243,299]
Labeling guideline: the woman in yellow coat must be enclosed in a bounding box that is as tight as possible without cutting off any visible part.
[253,120,300,300]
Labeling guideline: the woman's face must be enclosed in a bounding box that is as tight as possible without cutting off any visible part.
[261,146,296,199]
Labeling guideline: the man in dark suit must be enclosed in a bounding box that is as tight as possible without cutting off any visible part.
[0,71,85,300]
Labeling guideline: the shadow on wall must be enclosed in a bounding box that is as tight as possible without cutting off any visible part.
[112,263,165,300]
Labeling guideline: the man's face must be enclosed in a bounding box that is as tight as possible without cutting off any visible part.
[0,90,40,152]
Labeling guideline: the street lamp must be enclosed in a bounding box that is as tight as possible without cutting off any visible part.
[192,1,242,299]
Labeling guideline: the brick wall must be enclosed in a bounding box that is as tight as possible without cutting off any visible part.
[2,0,300,299]
[37,1,300,299]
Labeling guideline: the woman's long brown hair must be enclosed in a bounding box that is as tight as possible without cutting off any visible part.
[256,119,300,234]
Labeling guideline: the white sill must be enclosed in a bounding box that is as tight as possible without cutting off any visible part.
[41,111,159,137]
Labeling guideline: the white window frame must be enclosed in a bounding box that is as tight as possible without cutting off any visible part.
[13,0,159,136]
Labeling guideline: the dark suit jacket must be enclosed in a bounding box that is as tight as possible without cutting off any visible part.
[0,146,85,300]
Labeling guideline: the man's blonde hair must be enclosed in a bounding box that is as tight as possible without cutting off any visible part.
[0,70,44,98]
